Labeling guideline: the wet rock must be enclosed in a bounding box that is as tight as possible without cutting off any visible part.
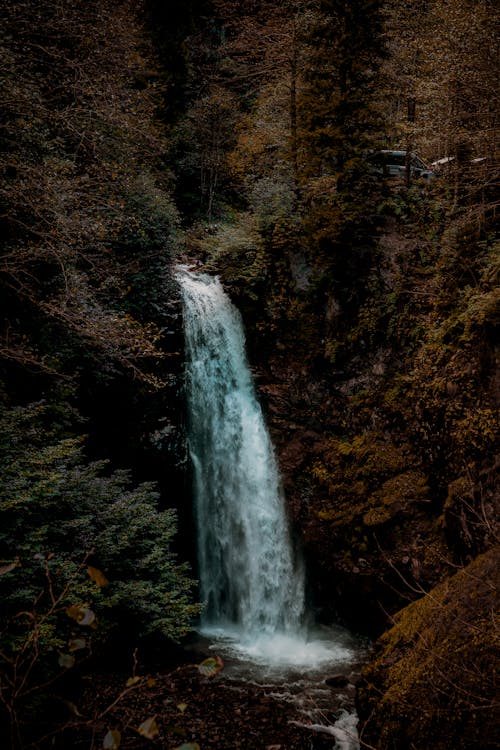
[76,661,349,750]
[325,674,349,688]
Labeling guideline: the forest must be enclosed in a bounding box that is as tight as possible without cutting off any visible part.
[0,0,498,748]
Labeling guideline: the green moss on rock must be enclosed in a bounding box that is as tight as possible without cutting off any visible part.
[357,548,499,749]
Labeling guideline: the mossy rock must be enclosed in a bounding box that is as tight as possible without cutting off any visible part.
[376,470,429,506]
[357,547,499,749]
[363,506,393,527]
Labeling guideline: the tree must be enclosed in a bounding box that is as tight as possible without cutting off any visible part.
[0,0,180,388]
[382,0,498,215]
[0,401,200,747]
[176,86,240,221]
[299,0,386,178]
[296,0,386,308]
[213,0,310,191]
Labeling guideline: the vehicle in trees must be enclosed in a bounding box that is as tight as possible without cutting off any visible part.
[366,150,436,180]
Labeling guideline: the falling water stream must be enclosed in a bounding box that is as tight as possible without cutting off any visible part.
[177,268,364,749]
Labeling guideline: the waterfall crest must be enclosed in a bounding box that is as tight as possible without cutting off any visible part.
[178,268,305,640]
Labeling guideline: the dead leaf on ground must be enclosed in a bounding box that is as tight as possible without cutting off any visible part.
[137,716,160,739]
[103,729,121,749]
[197,655,224,678]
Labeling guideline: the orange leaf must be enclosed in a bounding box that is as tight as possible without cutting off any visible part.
[66,605,96,626]
[197,655,224,678]
[87,566,109,587]
[126,676,141,687]
[0,560,19,576]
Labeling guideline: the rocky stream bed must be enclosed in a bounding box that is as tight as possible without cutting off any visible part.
[75,648,364,750]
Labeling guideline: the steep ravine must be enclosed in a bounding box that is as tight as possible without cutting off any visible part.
[206,215,498,749]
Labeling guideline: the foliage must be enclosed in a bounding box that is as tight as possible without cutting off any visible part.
[0,0,180,388]
[311,430,429,528]
[294,0,386,308]
[173,86,241,220]
[383,0,498,161]
[0,402,199,641]
[0,0,497,747]
[299,0,386,176]
[0,401,200,745]
[144,0,211,121]
[196,213,269,295]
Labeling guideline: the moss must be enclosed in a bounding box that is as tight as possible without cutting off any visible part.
[363,506,393,526]
[310,432,427,521]
[358,548,499,749]
[375,470,429,507]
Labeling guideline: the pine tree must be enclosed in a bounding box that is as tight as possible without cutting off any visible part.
[299,0,386,179]
[298,0,386,303]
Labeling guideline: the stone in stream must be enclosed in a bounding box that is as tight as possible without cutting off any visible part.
[325,674,349,688]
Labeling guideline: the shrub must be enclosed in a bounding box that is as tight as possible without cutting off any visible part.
[0,401,200,745]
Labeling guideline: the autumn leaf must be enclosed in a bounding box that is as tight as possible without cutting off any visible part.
[66,605,96,626]
[68,637,87,652]
[62,700,85,717]
[177,702,188,713]
[87,565,109,587]
[58,653,75,669]
[137,716,159,739]
[0,560,19,576]
[103,729,121,749]
[197,655,224,678]
[126,676,141,687]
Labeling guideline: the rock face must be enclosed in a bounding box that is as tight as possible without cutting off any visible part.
[191,217,498,750]
[232,217,499,646]
[254,351,451,637]
[356,547,499,749]
[207,211,498,749]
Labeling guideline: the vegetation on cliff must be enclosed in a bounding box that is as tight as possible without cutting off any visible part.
[357,547,499,749]
[174,1,498,747]
[1,0,498,747]
[0,1,199,746]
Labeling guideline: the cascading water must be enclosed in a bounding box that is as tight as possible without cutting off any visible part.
[178,269,305,636]
[177,267,356,673]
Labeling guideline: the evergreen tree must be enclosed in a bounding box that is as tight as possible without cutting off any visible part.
[298,0,386,307]
[300,0,385,178]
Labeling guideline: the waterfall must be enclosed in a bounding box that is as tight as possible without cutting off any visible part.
[177,268,305,642]
[178,267,359,750]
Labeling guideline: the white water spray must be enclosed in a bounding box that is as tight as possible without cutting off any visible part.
[178,268,353,670]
